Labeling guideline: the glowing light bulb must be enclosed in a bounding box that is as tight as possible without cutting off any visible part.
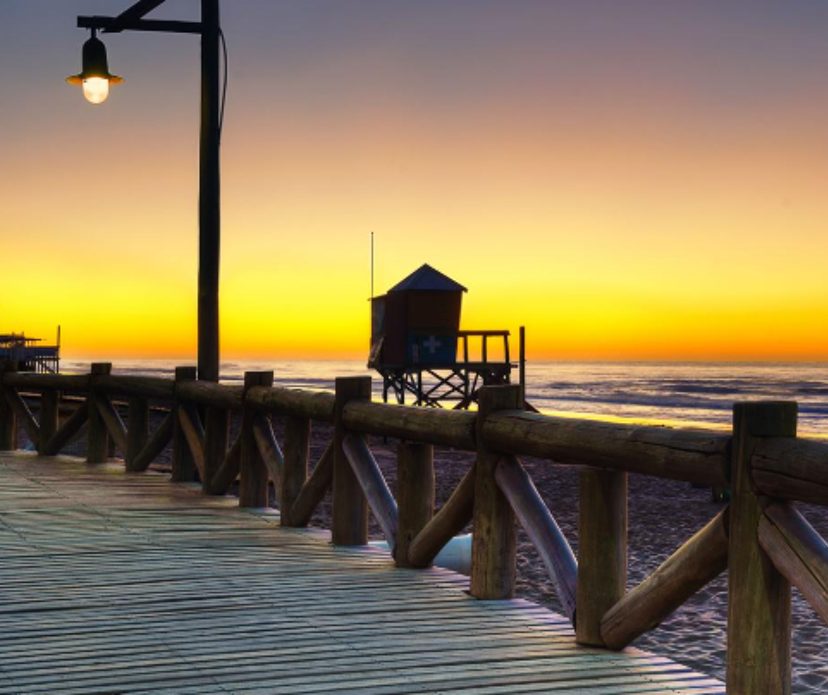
[82,77,110,105]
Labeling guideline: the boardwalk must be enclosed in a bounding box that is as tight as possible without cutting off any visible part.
[0,453,724,694]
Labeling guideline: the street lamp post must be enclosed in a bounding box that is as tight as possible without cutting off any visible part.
[68,0,222,383]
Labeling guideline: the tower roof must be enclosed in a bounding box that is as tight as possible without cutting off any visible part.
[388,264,467,293]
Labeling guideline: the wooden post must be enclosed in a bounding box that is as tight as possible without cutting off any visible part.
[239,371,273,507]
[126,398,149,472]
[198,0,221,384]
[471,384,521,599]
[519,326,526,405]
[38,390,60,456]
[408,464,476,569]
[87,363,111,464]
[576,467,628,646]
[396,442,435,568]
[171,366,197,481]
[332,376,371,546]
[203,406,229,493]
[727,401,797,695]
[0,362,18,451]
[281,415,310,526]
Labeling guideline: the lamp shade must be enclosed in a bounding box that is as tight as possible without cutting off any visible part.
[66,36,123,87]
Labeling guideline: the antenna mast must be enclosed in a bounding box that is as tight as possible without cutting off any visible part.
[370,232,374,299]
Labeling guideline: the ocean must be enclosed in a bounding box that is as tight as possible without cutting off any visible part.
[63,359,828,437]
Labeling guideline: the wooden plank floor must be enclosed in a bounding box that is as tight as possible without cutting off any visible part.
[0,453,724,694]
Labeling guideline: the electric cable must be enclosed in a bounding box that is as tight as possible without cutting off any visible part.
[218,27,228,141]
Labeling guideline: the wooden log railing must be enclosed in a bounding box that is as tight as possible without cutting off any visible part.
[1,363,827,694]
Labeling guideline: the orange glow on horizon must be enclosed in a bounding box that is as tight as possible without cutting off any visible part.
[3,3,828,364]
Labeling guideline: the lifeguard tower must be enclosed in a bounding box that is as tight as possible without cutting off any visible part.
[369,264,518,408]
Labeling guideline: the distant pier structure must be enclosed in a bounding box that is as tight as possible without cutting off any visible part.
[0,330,60,373]
[369,264,521,408]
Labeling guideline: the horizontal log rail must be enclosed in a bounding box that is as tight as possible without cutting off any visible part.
[483,409,731,487]
[94,374,174,399]
[246,385,335,422]
[4,372,91,392]
[2,364,828,695]
[343,400,476,450]
[752,437,828,506]
[177,380,244,411]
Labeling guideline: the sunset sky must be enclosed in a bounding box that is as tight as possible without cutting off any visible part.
[2,1,828,362]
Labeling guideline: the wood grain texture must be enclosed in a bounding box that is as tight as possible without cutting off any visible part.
[130,412,173,473]
[3,372,91,392]
[287,440,334,528]
[126,398,149,472]
[0,452,726,694]
[37,390,60,456]
[246,385,335,422]
[202,406,229,494]
[577,467,627,645]
[343,434,399,553]
[87,363,112,464]
[332,377,371,546]
[176,380,244,411]
[42,403,88,457]
[601,508,729,650]
[408,463,475,569]
[96,394,129,455]
[252,414,284,489]
[343,401,476,450]
[281,416,310,527]
[208,434,241,495]
[727,401,797,695]
[178,404,206,480]
[239,372,273,508]
[752,437,828,506]
[171,367,198,482]
[760,502,828,626]
[471,386,521,600]
[396,442,434,569]
[3,386,40,446]
[495,454,577,621]
[0,376,16,451]
[483,410,730,487]
[93,374,173,399]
